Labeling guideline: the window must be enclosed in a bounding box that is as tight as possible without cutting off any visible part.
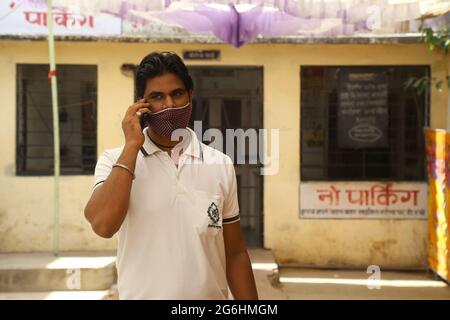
[16,64,97,175]
[301,66,429,181]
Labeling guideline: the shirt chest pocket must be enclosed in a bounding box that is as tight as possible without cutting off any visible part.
[192,190,224,237]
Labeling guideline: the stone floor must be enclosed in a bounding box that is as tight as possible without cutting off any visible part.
[1,249,449,300]
[277,267,450,300]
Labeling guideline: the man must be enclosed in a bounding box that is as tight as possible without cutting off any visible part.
[84,51,258,300]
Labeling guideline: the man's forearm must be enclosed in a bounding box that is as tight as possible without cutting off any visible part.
[226,251,258,300]
[84,143,139,237]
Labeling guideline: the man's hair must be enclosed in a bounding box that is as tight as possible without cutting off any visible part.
[135,51,194,100]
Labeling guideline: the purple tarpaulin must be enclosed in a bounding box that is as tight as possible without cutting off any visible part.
[17,0,450,47]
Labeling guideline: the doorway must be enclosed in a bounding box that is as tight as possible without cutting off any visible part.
[188,67,264,248]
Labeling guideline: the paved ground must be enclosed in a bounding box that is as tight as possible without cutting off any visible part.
[277,267,450,300]
[0,290,111,300]
[245,250,450,300]
[1,249,449,300]
[245,249,287,300]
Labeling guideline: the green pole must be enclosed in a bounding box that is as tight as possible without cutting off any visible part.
[47,0,60,256]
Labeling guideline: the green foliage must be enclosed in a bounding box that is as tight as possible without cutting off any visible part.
[405,25,450,94]
[404,76,448,96]
[422,26,450,54]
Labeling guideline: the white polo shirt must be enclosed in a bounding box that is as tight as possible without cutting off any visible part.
[93,127,240,300]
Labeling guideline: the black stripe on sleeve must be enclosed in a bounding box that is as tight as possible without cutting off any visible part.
[223,214,240,224]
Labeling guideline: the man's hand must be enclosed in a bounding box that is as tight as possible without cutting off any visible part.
[122,99,151,149]
[84,99,150,238]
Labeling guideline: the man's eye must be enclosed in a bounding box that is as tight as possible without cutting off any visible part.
[151,95,162,100]
[173,92,182,97]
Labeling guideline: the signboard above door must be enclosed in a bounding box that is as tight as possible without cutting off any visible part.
[183,50,221,61]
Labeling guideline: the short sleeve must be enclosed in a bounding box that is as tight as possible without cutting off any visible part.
[222,156,240,225]
[92,150,116,191]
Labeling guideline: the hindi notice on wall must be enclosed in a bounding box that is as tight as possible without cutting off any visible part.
[299,182,427,219]
[338,69,389,149]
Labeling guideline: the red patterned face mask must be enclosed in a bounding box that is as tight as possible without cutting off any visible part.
[145,102,192,138]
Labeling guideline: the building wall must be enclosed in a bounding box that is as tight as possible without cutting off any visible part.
[0,40,448,268]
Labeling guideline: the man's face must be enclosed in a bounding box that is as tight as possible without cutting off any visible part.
[143,73,191,113]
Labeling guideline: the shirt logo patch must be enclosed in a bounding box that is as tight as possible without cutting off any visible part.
[207,202,221,229]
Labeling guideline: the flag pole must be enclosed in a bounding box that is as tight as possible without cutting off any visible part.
[47,0,60,256]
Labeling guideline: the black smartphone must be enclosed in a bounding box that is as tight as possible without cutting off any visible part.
[136,97,149,130]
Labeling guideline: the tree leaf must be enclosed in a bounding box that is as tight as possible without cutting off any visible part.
[417,84,426,95]
[404,77,416,88]
[413,77,425,88]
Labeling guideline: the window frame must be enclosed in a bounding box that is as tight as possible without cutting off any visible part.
[300,64,431,183]
[15,63,98,176]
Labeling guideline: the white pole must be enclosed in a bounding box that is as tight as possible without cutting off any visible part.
[47,0,60,256]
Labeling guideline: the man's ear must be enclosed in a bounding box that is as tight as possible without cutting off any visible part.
[189,90,194,100]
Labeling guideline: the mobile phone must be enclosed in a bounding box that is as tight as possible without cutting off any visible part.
[140,113,149,130]
[136,97,149,130]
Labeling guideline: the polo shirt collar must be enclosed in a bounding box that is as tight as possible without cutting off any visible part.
[184,127,203,160]
[140,127,161,156]
[140,127,203,161]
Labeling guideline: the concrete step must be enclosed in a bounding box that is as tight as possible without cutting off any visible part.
[278,268,450,300]
[247,249,287,300]
[0,252,116,292]
[0,290,113,300]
